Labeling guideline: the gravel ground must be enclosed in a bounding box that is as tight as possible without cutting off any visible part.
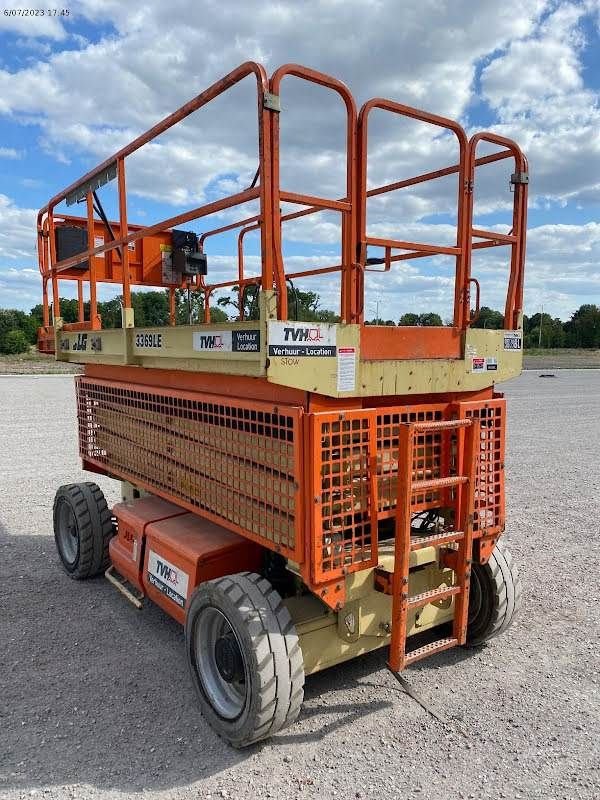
[1,371,598,800]
[523,350,600,370]
[0,352,81,375]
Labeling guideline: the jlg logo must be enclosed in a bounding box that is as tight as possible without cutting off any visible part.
[72,333,88,351]
[155,558,179,585]
[283,327,323,342]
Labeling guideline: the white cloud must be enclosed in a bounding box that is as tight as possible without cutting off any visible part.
[480,2,600,206]
[0,0,598,322]
[0,2,67,39]
[0,0,548,208]
[0,146,22,159]
[0,194,37,260]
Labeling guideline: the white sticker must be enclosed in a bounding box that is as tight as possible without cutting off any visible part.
[337,347,356,392]
[147,550,189,608]
[486,357,498,371]
[193,330,233,352]
[93,235,105,259]
[192,330,260,353]
[472,357,485,373]
[465,343,477,358]
[268,321,337,357]
[161,243,179,284]
[503,331,522,351]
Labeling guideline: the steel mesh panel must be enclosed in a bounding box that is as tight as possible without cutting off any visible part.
[313,398,506,579]
[76,377,302,557]
[314,413,378,577]
[376,406,448,515]
[462,400,505,534]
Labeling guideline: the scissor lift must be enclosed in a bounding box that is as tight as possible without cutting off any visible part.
[42,62,525,746]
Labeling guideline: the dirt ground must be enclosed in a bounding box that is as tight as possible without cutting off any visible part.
[0,371,598,800]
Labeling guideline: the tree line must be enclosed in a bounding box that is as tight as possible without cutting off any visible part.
[366,305,600,349]
[0,289,598,353]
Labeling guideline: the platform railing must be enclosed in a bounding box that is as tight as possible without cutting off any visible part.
[36,61,527,343]
[37,61,273,331]
[269,64,358,323]
[356,98,528,330]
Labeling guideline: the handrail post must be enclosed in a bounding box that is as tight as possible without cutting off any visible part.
[117,158,133,327]
[169,287,176,326]
[86,191,99,329]
[42,276,50,328]
[270,65,358,323]
[358,98,469,331]
[468,133,528,330]
[48,212,60,321]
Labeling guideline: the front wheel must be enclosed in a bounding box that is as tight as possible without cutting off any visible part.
[466,538,522,646]
[185,572,304,747]
[53,482,113,579]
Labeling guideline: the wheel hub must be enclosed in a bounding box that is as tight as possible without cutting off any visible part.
[215,633,244,683]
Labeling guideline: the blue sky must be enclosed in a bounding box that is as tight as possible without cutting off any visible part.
[0,0,599,322]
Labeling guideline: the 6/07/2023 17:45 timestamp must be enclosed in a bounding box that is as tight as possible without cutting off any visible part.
[3,8,69,15]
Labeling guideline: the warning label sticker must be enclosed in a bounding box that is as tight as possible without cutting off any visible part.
[93,235,105,259]
[192,330,260,353]
[503,331,522,351]
[268,321,337,357]
[160,243,179,284]
[472,356,499,373]
[147,550,189,608]
[337,347,356,392]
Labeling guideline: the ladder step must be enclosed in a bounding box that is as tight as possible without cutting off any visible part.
[404,637,458,666]
[408,585,460,610]
[411,475,467,493]
[411,530,464,550]
[413,419,472,433]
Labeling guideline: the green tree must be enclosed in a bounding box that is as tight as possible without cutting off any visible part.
[525,313,567,348]
[0,329,30,354]
[564,304,600,348]
[398,312,420,326]
[218,286,339,323]
[419,312,443,327]
[0,309,37,343]
[472,307,504,329]
[176,289,229,324]
[206,305,228,323]
[97,298,123,328]
[398,312,443,326]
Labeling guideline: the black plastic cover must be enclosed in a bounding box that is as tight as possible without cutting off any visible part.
[55,226,89,269]
[171,229,198,251]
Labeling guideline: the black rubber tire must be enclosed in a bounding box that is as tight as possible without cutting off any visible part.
[466,538,522,646]
[53,482,113,579]
[185,572,305,748]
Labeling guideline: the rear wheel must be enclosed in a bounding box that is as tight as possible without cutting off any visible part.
[466,538,522,645]
[185,572,304,747]
[53,482,113,579]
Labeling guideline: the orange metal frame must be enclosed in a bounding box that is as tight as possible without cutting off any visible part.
[76,367,506,612]
[39,63,522,627]
[37,61,528,342]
